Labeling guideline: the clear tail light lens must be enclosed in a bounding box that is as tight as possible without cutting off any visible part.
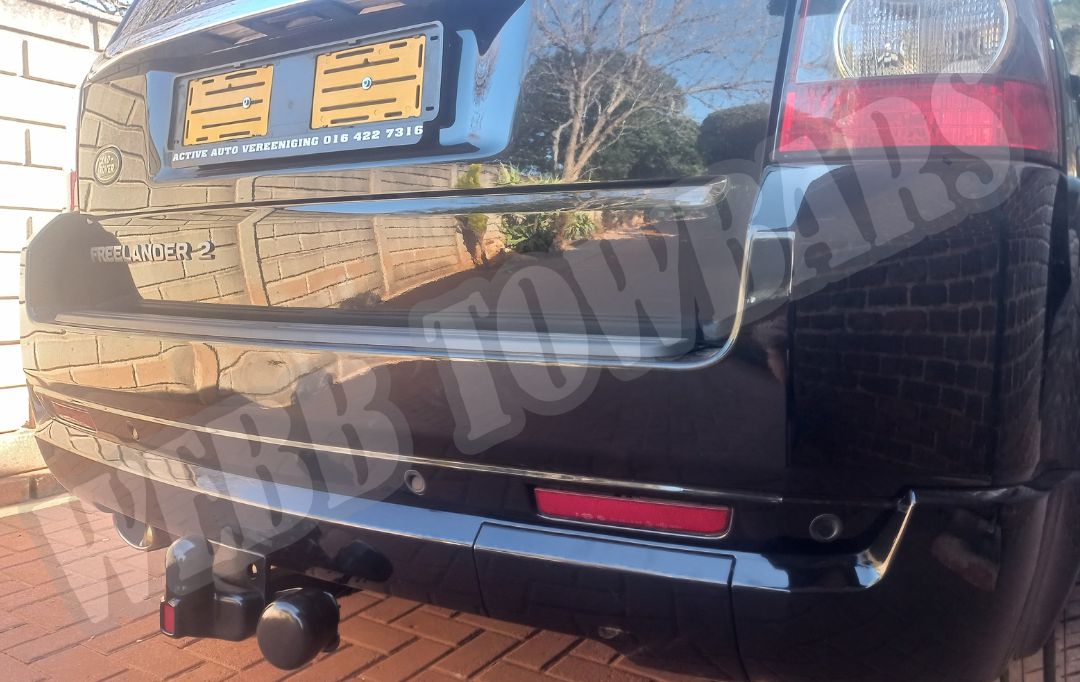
[778,0,1060,159]
[835,0,1009,78]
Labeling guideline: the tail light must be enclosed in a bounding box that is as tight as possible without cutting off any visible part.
[160,599,177,636]
[777,0,1060,159]
[68,170,79,213]
[534,488,732,536]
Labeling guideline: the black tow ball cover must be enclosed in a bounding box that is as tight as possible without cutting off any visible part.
[256,589,340,670]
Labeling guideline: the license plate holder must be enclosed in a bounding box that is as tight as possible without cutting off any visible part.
[312,35,428,129]
[182,66,274,146]
[168,23,442,170]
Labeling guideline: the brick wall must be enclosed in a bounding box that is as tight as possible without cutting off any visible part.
[2,0,117,431]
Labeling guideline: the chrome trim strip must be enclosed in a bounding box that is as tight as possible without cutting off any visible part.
[31,384,781,503]
[280,180,732,216]
[730,491,918,592]
[38,417,916,592]
[42,228,785,372]
[89,178,730,225]
[474,524,733,585]
[868,490,917,578]
[37,418,482,547]
[52,311,695,366]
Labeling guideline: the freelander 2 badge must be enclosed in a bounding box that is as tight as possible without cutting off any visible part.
[93,146,122,184]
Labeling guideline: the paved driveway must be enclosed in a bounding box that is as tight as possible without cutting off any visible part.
[0,496,1069,682]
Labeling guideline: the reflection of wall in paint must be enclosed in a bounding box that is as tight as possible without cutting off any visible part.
[3,0,119,432]
[107,187,475,311]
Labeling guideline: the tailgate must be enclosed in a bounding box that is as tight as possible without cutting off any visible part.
[25,0,792,500]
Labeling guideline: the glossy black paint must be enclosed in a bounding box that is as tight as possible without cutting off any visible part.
[27,160,1071,497]
[21,0,1080,679]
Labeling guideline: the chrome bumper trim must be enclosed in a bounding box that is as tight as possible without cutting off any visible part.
[51,311,695,366]
[36,416,916,592]
[475,523,733,585]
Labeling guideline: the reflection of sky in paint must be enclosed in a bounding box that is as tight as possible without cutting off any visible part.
[678,2,786,120]
[682,50,780,122]
[533,0,785,123]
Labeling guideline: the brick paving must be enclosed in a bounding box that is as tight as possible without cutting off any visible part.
[0,495,1071,682]
[0,497,701,681]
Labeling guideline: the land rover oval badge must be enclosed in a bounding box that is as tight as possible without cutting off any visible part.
[93,147,122,185]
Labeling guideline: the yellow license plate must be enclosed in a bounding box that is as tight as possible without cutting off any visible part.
[182,66,274,146]
[312,36,426,129]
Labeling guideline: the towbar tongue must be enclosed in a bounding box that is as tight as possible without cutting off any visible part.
[158,535,342,670]
[159,535,265,641]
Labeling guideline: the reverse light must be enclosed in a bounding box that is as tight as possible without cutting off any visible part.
[835,0,1009,78]
[534,489,732,536]
[778,0,1060,158]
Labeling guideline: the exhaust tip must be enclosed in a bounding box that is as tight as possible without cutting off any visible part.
[113,513,170,551]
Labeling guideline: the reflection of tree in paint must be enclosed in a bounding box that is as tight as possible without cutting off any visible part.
[511,0,778,183]
[1053,0,1080,72]
[71,0,132,16]
[698,103,773,168]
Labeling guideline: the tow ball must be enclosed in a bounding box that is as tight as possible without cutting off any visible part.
[159,536,341,670]
[256,589,340,670]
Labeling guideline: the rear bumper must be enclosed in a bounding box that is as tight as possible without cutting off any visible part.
[35,416,1080,682]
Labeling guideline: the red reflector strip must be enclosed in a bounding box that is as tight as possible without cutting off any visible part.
[779,77,1058,156]
[68,170,79,213]
[160,599,176,635]
[48,400,97,432]
[534,489,732,536]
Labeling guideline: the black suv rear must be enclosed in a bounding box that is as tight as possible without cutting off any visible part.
[21,0,1080,679]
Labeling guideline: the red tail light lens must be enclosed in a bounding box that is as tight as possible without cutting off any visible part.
[778,0,1060,159]
[780,77,1058,154]
[69,170,79,213]
[534,489,732,536]
[160,599,177,635]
